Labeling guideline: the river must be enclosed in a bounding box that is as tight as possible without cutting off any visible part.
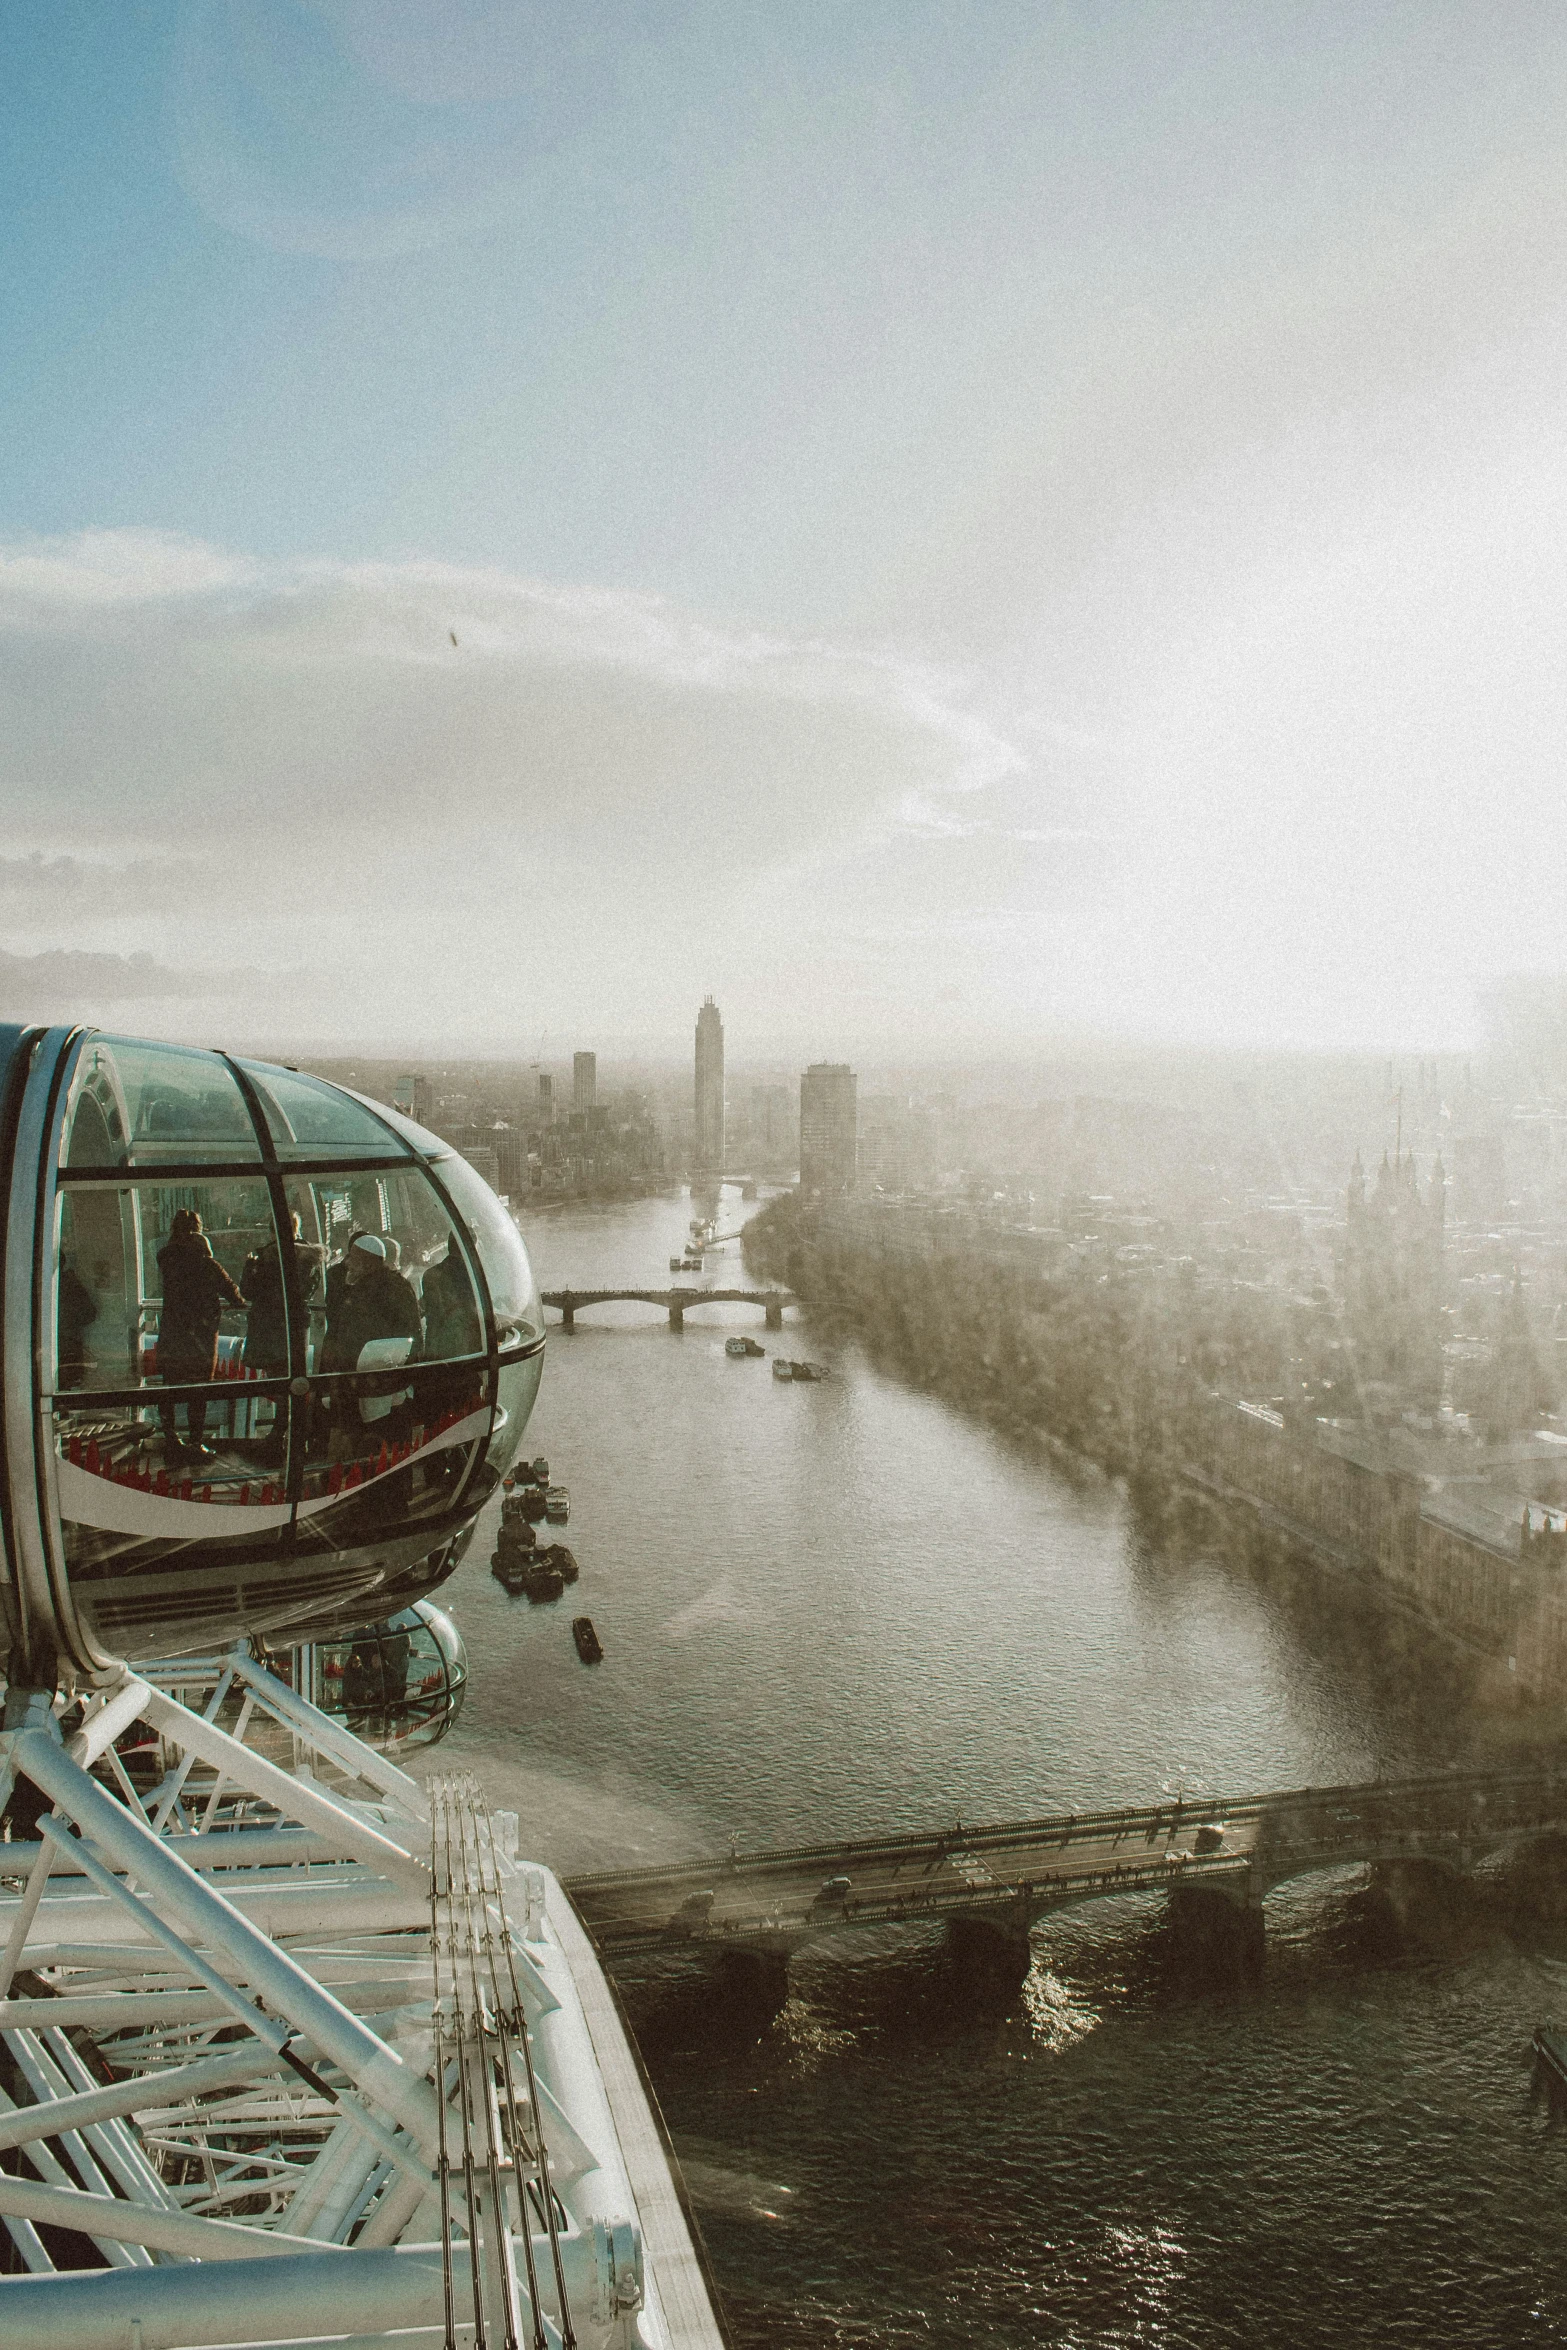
[418,1186,1567,2348]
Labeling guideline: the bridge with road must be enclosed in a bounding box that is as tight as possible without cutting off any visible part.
[566,1762,1567,1962]
[541,1286,794,1331]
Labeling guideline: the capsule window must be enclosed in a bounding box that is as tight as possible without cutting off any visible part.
[280,1167,489,1539]
[427,1150,544,1349]
[52,1180,295,1581]
[286,1165,485,1379]
[310,1603,467,1749]
[54,1177,279,1398]
[61,1039,260,1168]
[239,1062,409,1162]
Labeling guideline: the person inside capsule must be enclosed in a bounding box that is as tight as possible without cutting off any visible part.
[35,1034,545,1663]
[156,1207,246,1465]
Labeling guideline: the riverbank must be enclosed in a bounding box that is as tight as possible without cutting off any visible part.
[742,1194,1567,1712]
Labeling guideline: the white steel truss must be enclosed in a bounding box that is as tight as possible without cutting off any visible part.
[0,1653,655,2349]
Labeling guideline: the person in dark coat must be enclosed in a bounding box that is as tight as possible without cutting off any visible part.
[323,1233,422,1365]
[241,1222,292,1378]
[56,1257,98,1389]
[242,1213,313,1464]
[321,1233,423,1459]
[157,1208,244,1462]
[421,1238,481,1362]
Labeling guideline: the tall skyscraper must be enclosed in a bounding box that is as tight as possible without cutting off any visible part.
[392,1073,432,1126]
[573,1051,597,1113]
[537,1071,554,1121]
[694,997,725,1172]
[799,1063,857,1198]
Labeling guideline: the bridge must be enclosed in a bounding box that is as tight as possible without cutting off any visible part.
[541,1287,794,1331]
[567,1762,1567,1961]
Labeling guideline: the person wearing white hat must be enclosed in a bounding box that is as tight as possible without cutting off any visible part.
[317,1229,423,1452]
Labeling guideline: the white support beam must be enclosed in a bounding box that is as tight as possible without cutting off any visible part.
[0,1831,59,2000]
[0,2233,620,2350]
[0,2172,345,2262]
[0,1824,375,1875]
[135,1688,429,1891]
[228,1648,429,1818]
[66,1677,153,1771]
[0,2042,285,2150]
[16,1872,429,1949]
[11,1733,443,2161]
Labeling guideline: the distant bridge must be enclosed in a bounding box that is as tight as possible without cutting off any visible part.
[541,1287,795,1331]
[567,1763,1567,1957]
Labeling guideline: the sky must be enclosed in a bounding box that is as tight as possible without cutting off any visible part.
[3,2,1567,1055]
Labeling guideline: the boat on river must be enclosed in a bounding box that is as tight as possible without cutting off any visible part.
[573,1614,605,1663]
[545,1485,571,1522]
[726,1335,765,1358]
[773,1358,829,1381]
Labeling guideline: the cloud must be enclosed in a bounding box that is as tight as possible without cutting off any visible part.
[0,529,255,614]
[0,529,1044,1045]
[0,944,233,1020]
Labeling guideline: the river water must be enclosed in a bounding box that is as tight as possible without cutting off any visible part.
[420,1187,1567,2348]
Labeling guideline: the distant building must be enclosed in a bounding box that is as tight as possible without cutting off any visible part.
[537,1072,554,1122]
[694,997,725,1172]
[393,1074,432,1126]
[748,1083,795,1170]
[1342,1148,1445,1413]
[858,1093,936,1192]
[460,1145,501,1195]
[800,1063,857,1199]
[573,1051,597,1113]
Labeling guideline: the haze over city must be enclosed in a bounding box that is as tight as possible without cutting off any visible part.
[6,4,1567,1053]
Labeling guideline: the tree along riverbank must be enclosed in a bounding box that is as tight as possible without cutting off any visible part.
[739,1191,1311,1484]
[740,1194,1567,1713]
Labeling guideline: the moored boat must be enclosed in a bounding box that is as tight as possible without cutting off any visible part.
[772,1357,794,1379]
[545,1485,571,1522]
[725,1335,765,1357]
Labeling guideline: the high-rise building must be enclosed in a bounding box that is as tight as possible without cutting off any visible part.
[694,997,725,1172]
[573,1051,597,1113]
[537,1071,554,1121]
[749,1083,795,1169]
[799,1063,857,1199]
[392,1073,432,1126]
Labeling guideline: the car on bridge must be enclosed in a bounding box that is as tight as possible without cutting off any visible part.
[812,1874,853,1910]
[672,1889,717,1934]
